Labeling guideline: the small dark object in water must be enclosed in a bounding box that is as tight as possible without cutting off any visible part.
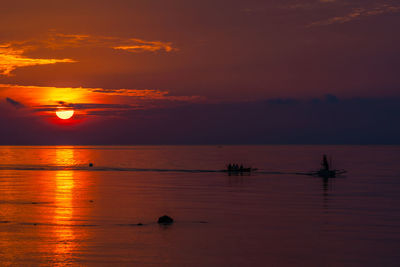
[157,215,174,225]
[31,202,38,204]
[89,163,94,167]
[137,223,143,226]
[89,200,94,203]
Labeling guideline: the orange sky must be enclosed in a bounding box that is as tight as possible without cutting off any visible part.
[0,1,399,100]
[1,0,400,144]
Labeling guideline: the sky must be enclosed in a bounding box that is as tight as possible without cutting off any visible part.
[1,0,400,144]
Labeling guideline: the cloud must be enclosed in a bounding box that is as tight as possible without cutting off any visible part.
[0,45,75,75]
[5,97,24,108]
[324,94,339,103]
[309,3,400,26]
[43,33,176,53]
[113,39,175,53]
[0,83,202,116]
[3,95,400,145]
[89,88,199,101]
[266,98,299,105]
[35,103,137,113]
[3,31,176,53]
[1,94,399,144]
[0,32,177,75]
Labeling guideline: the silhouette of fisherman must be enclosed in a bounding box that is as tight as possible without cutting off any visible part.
[227,163,247,172]
[228,163,241,171]
[321,154,330,171]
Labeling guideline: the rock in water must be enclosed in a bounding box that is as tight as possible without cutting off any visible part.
[157,215,174,225]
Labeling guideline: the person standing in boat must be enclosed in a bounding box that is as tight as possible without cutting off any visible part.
[321,154,330,171]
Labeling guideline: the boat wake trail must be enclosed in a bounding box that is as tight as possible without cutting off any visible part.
[0,165,343,176]
[0,164,224,173]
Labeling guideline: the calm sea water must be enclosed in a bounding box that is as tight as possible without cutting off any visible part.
[0,145,400,266]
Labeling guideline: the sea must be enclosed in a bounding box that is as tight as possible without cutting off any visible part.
[0,145,399,266]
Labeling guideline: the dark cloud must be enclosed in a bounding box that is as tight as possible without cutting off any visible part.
[266,98,299,105]
[5,97,24,108]
[324,94,340,103]
[37,103,135,111]
[0,96,399,145]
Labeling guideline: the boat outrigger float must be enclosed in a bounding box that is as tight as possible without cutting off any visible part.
[309,168,347,178]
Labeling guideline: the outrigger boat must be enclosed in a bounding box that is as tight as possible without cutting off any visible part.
[307,155,346,178]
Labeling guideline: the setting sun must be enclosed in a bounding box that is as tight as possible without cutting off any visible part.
[56,109,74,120]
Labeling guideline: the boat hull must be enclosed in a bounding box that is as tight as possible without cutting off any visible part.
[312,169,346,178]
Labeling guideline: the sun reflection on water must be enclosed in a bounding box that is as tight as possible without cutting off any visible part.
[53,148,76,264]
[55,147,76,166]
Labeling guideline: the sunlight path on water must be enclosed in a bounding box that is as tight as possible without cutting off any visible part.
[0,146,400,266]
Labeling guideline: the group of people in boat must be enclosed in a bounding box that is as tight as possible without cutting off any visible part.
[227,163,246,171]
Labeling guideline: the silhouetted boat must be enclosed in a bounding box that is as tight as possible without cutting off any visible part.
[224,167,258,173]
[307,154,346,178]
[310,169,346,178]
